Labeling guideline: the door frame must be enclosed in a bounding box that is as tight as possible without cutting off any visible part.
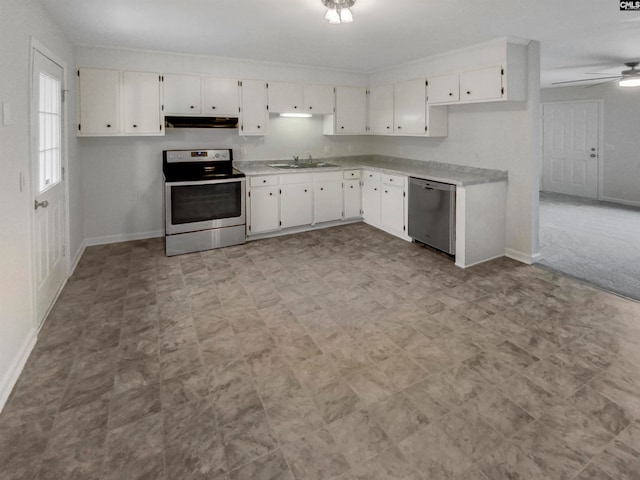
[540,99,604,200]
[29,37,71,329]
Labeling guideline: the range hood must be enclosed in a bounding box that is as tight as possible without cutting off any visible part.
[164,116,239,129]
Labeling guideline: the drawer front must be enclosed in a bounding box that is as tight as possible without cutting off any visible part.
[362,170,381,184]
[315,171,343,182]
[250,175,279,187]
[343,169,361,179]
[383,173,404,186]
[280,173,314,184]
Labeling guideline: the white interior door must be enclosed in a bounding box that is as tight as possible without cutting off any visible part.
[542,101,599,198]
[32,48,67,327]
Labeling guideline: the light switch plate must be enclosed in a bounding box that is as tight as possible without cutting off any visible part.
[2,102,12,126]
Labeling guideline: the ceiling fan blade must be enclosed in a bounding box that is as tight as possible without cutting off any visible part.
[585,77,622,88]
[551,76,622,85]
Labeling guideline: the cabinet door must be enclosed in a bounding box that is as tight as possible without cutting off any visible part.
[343,179,362,219]
[394,79,426,135]
[78,67,120,135]
[427,73,459,104]
[314,181,343,223]
[203,77,239,116]
[304,84,334,115]
[334,86,367,134]
[368,85,394,135]
[249,186,279,233]
[380,184,405,233]
[362,171,381,226]
[281,183,313,228]
[241,79,268,135]
[268,81,304,113]
[460,66,503,102]
[163,74,201,114]
[123,71,162,135]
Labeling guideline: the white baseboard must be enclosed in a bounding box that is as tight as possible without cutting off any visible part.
[455,252,505,269]
[69,239,87,276]
[599,196,640,208]
[85,230,164,247]
[505,248,541,265]
[0,328,37,413]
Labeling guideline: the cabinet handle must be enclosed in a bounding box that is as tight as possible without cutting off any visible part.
[466,91,471,95]
[257,125,261,129]
[309,106,313,110]
[211,106,216,109]
[263,179,267,183]
[190,105,195,109]
[397,126,402,129]
[304,189,308,192]
[389,178,393,182]
[385,190,388,193]
[269,192,273,196]
[106,124,111,128]
[294,106,297,109]
[374,187,377,191]
[386,126,390,129]
[320,187,324,191]
[132,124,137,128]
[449,92,453,96]
[350,185,354,189]
[341,126,345,129]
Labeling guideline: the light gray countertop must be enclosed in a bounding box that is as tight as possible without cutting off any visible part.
[235,155,508,186]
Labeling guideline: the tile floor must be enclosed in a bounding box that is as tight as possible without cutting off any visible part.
[1,223,640,480]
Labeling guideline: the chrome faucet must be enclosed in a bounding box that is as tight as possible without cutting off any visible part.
[293,155,299,164]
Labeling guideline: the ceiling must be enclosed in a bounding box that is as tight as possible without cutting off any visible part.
[39,0,640,87]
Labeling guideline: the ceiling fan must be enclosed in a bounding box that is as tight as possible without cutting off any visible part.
[552,62,640,88]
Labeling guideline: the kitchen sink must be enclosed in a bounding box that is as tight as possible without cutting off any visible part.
[268,162,339,170]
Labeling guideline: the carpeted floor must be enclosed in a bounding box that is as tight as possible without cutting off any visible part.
[538,191,640,301]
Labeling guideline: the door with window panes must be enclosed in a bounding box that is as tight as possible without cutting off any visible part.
[32,48,67,327]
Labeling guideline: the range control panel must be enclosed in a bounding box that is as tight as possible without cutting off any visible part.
[165,149,232,163]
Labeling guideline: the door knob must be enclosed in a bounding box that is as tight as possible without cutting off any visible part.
[34,200,49,210]
[590,154,596,157]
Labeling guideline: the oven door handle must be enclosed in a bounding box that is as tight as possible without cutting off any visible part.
[166,178,246,187]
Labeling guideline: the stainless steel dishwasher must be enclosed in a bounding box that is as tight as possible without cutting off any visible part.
[408,177,456,255]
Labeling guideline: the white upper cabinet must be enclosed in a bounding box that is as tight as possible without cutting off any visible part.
[427,73,460,104]
[268,82,304,113]
[164,74,239,116]
[122,71,162,135]
[268,82,334,115]
[203,76,239,116]
[394,79,427,135]
[240,79,268,135]
[78,67,120,135]
[303,84,334,115]
[460,65,503,102]
[78,67,162,137]
[331,86,367,134]
[163,74,201,115]
[368,84,394,135]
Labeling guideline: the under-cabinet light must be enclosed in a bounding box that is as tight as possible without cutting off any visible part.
[279,113,313,118]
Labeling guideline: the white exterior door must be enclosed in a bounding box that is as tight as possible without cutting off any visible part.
[32,48,67,327]
[542,102,599,198]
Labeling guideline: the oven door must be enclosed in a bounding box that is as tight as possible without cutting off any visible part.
[165,178,246,235]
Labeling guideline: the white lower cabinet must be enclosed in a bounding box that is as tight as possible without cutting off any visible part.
[361,170,381,226]
[343,179,362,219]
[314,172,343,223]
[380,183,405,234]
[248,175,279,234]
[280,174,313,228]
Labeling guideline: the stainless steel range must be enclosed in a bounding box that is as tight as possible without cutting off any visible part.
[163,149,246,256]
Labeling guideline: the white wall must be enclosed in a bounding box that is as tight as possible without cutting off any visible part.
[541,84,640,207]
[369,40,541,262]
[0,0,79,408]
[76,46,370,243]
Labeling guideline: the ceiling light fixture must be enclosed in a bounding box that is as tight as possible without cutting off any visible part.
[619,76,640,87]
[322,0,355,24]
